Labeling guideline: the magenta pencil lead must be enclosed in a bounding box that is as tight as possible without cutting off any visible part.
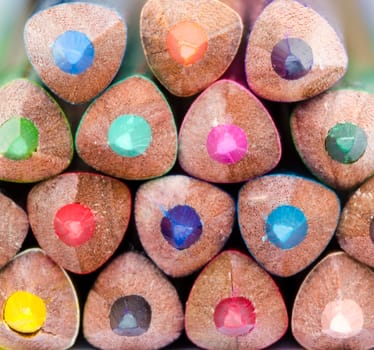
[178,79,281,183]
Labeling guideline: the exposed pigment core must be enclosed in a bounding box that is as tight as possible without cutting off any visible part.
[3,290,47,334]
[264,205,308,250]
[321,299,364,339]
[271,38,313,80]
[160,205,203,250]
[166,21,208,66]
[52,30,95,75]
[110,295,152,337]
[325,122,367,164]
[54,203,96,247]
[108,115,152,158]
[206,124,248,164]
[0,117,39,161]
[214,296,256,337]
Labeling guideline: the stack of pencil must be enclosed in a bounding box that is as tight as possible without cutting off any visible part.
[1,0,374,349]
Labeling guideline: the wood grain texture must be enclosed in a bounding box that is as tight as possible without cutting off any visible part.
[0,192,28,269]
[178,79,281,183]
[291,89,374,190]
[185,250,288,350]
[337,176,374,267]
[238,174,340,277]
[292,252,374,349]
[245,0,347,102]
[27,172,131,274]
[0,79,73,182]
[24,2,126,104]
[83,251,184,350]
[0,249,79,350]
[135,175,235,277]
[140,0,243,96]
[76,75,177,180]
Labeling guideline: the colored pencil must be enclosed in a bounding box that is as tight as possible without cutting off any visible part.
[0,78,73,183]
[75,75,177,180]
[238,174,340,277]
[27,172,131,274]
[83,251,184,350]
[185,250,288,350]
[337,175,374,268]
[24,2,127,104]
[178,79,281,183]
[135,175,235,277]
[245,0,347,102]
[0,248,79,350]
[140,0,243,96]
[0,192,28,269]
[0,1,372,349]
[292,251,374,349]
[291,88,374,190]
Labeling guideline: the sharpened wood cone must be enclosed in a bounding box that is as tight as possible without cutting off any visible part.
[0,249,79,350]
[185,250,288,350]
[292,252,374,349]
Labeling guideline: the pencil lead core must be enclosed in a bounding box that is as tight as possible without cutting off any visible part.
[166,21,208,66]
[52,30,95,75]
[271,38,313,80]
[160,205,203,250]
[206,124,248,164]
[325,122,367,164]
[3,291,47,335]
[265,205,308,250]
[214,296,256,337]
[321,299,363,339]
[0,117,39,161]
[108,115,152,158]
[110,295,152,337]
[54,203,96,247]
